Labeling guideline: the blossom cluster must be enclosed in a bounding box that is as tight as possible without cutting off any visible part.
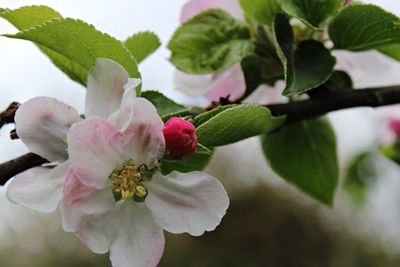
[6,58,229,267]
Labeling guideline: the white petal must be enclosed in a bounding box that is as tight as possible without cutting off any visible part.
[146,171,229,236]
[61,168,115,232]
[173,70,212,97]
[109,203,165,267]
[15,97,81,162]
[108,98,165,168]
[86,58,129,118]
[67,117,126,189]
[6,161,69,212]
[180,0,243,22]
[203,63,246,101]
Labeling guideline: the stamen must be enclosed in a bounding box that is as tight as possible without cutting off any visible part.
[109,163,149,202]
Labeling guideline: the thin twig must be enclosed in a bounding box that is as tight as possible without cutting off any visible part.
[0,102,20,129]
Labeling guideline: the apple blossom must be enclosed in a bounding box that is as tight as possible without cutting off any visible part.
[6,58,135,212]
[174,0,247,102]
[62,79,229,267]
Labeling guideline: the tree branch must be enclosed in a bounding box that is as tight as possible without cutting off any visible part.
[0,102,19,129]
[267,85,400,121]
[1,85,400,185]
[0,153,48,185]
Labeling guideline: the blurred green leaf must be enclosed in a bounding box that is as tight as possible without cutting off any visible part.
[141,90,186,116]
[379,44,400,61]
[273,14,335,96]
[168,9,253,74]
[277,0,342,29]
[3,17,140,86]
[329,4,400,51]
[197,104,286,147]
[261,117,339,205]
[239,0,281,25]
[124,31,161,63]
[381,141,400,165]
[160,144,213,175]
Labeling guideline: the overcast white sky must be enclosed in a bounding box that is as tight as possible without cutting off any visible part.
[0,0,399,162]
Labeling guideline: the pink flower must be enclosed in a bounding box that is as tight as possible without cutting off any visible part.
[62,74,229,267]
[6,58,135,212]
[389,118,400,138]
[163,117,198,158]
[174,0,247,102]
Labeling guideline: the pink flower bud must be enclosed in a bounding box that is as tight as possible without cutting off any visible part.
[344,0,351,5]
[389,118,400,138]
[163,117,198,158]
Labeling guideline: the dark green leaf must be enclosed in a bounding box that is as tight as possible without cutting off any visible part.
[197,104,286,147]
[273,14,335,96]
[3,17,140,86]
[277,0,342,29]
[329,4,400,51]
[160,144,213,175]
[124,31,161,63]
[168,9,254,74]
[261,117,339,205]
[141,90,186,116]
[239,0,281,25]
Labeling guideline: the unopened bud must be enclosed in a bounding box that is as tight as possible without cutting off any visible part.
[163,117,197,158]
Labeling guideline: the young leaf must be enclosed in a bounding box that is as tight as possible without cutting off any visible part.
[329,4,400,51]
[168,9,254,74]
[261,117,339,205]
[273,14,335,96]
[239,0,281,25]
[277,0,342,29]
[160,144,213,175]
[3,18,140,87]
[196,104,286,147]
[124,31,161,63]
[194,105,237,127]
[0,6,87,84]
[141,90,186,116]
[378,44,400,61]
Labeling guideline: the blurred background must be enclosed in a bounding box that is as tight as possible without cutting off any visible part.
[1,0,400,266]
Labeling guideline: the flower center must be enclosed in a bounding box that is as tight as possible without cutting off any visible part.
[109,164,149,202]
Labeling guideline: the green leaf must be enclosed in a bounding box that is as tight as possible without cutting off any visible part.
[344,152,377,205]
[239,0,281,25]
[379,44,400,61]
[273,14,335,96]
[160,144,213,175]
[141,90,186,116]
[277,0,342,29]
[0,6,88,84]
[194,105,237,127]
[168,9,254,74]
[261,117,339,205]
[3,17,140,86]
[329,4,400,51]
[124,31,161,63]
[196,104,286,147]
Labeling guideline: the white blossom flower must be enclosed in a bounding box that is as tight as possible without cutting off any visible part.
[61,69,229,267]
[6,58,134,212]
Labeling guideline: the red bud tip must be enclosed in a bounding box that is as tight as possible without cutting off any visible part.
[163,117,198,158]
[389,118,400,138]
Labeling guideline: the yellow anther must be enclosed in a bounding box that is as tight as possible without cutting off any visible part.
[109,163,149,202]
[135,185,147,198]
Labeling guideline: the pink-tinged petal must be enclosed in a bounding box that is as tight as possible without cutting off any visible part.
[180,0,243,22]
[15,97,81,162]
[173,71,212,97]
[67,117,126,189]
[146,171,229,236]
[109,203,165,267]
[6,161,69,213]
[108,98,165,168]
[203,63,246,101]
[61,168,114,232]
[86,58,129,118]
